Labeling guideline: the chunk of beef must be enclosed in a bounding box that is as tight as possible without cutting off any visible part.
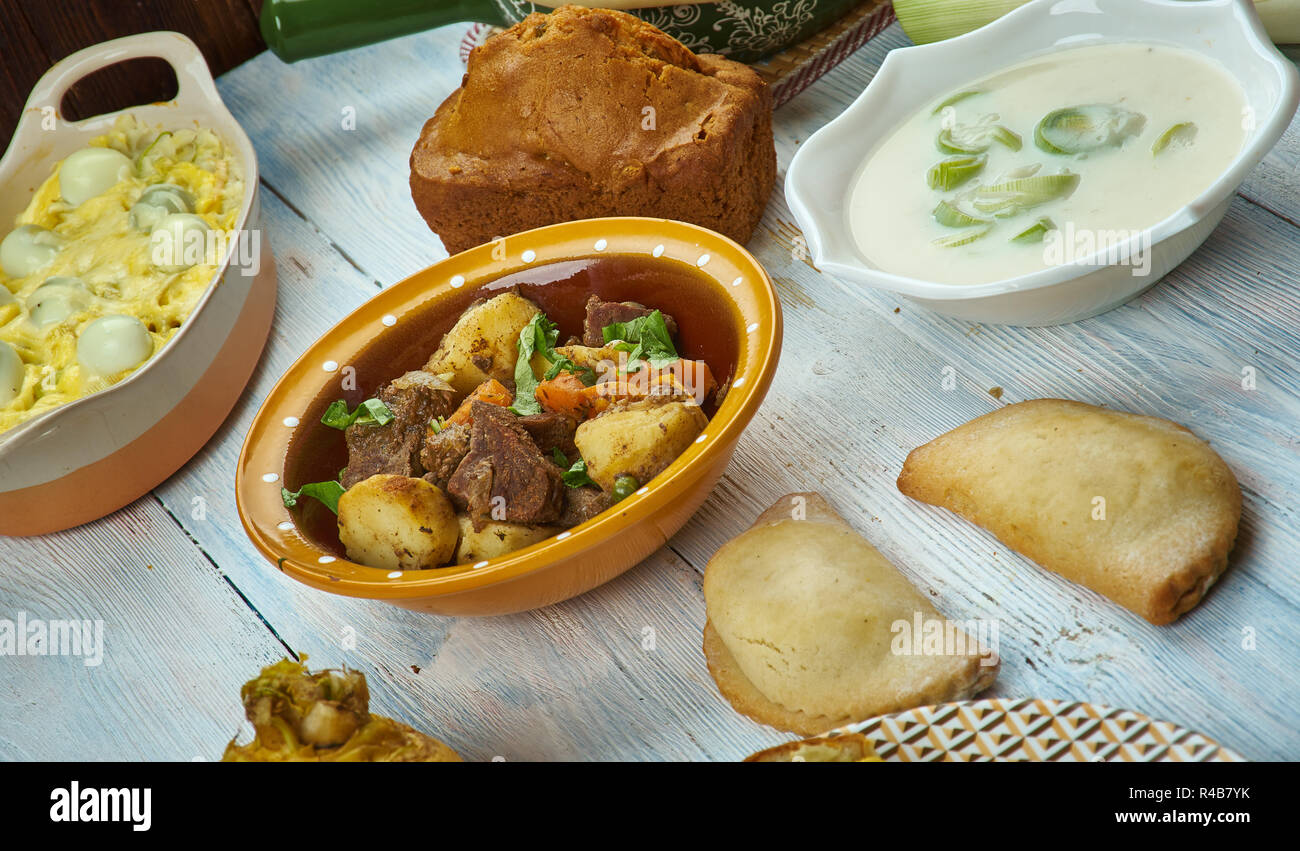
[582,295,678,347]
[447,401,564,529]
[342,370,457,489]
[419,422,471,491]
[559,486,614,528]
[518,411,578,460]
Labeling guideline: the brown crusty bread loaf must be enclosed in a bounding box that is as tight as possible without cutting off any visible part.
[409,5,776,254]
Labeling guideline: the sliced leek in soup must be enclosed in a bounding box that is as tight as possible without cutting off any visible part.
[848,43,1247,284]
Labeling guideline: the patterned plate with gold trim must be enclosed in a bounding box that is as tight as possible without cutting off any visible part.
[802,698,1244,762]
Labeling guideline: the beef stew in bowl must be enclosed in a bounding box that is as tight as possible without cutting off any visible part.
[289,282,725,571]
[236,218,779,615]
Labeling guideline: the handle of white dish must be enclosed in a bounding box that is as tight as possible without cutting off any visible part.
[23,31,220,125]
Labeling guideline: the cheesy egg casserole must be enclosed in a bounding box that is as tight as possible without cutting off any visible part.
[0,114,243,435]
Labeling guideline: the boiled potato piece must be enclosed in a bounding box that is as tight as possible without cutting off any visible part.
[454,514,561,564]
[575,399,708,492]
[337,475,459,570]
[425,291,540,394]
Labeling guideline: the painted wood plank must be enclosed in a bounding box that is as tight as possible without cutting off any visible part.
[214,29,468,282]
[0,496,290,760]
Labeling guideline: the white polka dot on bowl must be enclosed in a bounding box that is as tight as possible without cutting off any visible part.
[387,570,403,579]
[731,277,743,287]
[694,433,707,443]
[521,249,536,263]
[473,560,489,569]
[318,556,336,564]
[323,360,338,373]
[733,376,746,388]
[652,244,665,257]
[382,314,397,327]
[262,473,279,483]
[277,521,294,531]
[450,275,465,288]
[696,254,710,267]
[594,239,607,251]
[282,416,299,428]
[747,322,759,333]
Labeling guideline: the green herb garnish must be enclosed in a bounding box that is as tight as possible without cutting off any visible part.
[561,457,599,489]
[320,398,395,430]
[281,480,345,514]
[602,310,679,369]
[509,314,558,416]
[511,314,595,416]
[543,353,594,383]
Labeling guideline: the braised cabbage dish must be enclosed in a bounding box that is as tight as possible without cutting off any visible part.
[283,287,719,570]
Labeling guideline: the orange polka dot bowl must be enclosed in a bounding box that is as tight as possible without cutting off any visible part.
[235,217,782,616]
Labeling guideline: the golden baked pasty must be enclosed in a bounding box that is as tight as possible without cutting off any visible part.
[745,732,882,762]
[703,492,999,736]
[897,399,1242,625]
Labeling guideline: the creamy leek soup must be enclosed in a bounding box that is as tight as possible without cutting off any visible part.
[848,43,1247,284]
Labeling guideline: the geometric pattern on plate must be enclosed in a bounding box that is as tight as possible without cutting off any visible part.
[842,698,1244,762]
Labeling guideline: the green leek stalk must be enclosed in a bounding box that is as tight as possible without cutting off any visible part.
[894,0,1300,45]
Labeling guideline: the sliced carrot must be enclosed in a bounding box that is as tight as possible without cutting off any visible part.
[670,359,716,402]
[446,378,512,426]
[536,372,608,420]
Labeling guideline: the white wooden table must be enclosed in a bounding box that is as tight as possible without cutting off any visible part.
[2,22,1297,762]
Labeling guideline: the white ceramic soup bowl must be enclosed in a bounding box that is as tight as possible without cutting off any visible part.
[785,0,1299,326]
[0,32,277,535]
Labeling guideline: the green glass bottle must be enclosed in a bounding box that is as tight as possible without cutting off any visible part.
[259,0,865,65]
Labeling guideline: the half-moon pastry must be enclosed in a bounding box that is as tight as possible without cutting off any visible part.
[703,492,999,736]
[745,732,882,762]
[897,399,1242,625]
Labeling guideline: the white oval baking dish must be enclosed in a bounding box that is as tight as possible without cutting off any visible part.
[785,0,1299,326]
[0,32,277,535]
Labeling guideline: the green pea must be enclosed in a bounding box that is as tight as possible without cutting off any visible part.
[612,474,639,503]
